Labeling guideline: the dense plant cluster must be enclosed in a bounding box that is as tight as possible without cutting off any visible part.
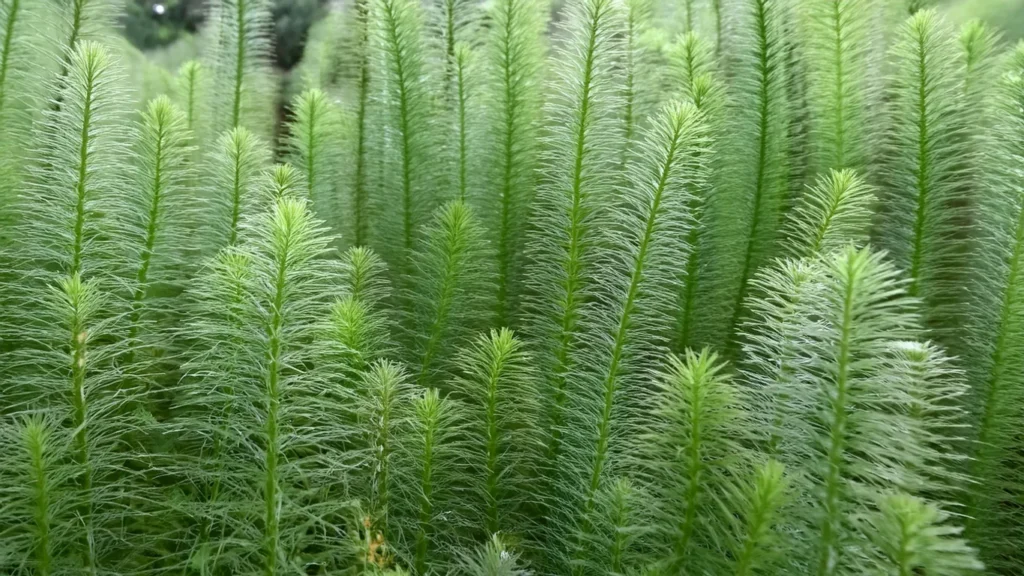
[0,0,1023,574]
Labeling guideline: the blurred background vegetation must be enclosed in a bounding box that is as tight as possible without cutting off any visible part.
[944,0,1024,40]
[122,0,329,70]
[121,0,1024,76]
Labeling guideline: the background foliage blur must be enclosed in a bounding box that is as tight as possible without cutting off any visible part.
[122,0,329,69]
[120,0,1024,75]
[945,0,1024,41]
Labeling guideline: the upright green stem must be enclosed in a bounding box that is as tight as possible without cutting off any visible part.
[381,0,416,269]
[69,283,94,573]
[262,229,288,575]
[726,0,777,351]
[544,0,604,465]
[231,0,247,129]
[816,256,855,576]
[128,119,167,353]
[415,402,437,574]
[495,0,523,327]
[304,97,318,201]
[908,29,930,298]
[484,364,501,533]
[71,54,97,277]
[455,50,468,202]
[829,0,847,169]
[671,378,702,567]
[353,0,370,245]
[27,425,52,576]
[573,108,685,574]
[0,0,22,115]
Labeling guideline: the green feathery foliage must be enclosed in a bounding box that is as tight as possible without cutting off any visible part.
[782,168,875,259]
[357,360,415,546]
[459,534,529,576]
[122,96,194,378]
[342,245,392,308]
[264,163,303,201]
[285,88,345,234]
[620,0,652,157]
[203,0,276,139]
[799,0,882,177]
[175,60,203,134]
[479,0,545,326]
[644,350,750,574]
[451,41,474,204]
[956,19,1000,257]
[203,126,272,251]
[732,459,788,576]
[451,328,538,539]
[171,197,357,573]
[596,477,641,574]
[407,201,492,389]
[52,0,121,66]
[4,272,146,572]
[878,10,966,346]
[870,493,982,574]
[12,41,131,284]
[525,0,622,487]
[552,99,706,574]
[0,0,48,210]
[666,31,725,352]
[1,0,1022,573]
[428,0,475,92]
[370,0,442,281]
[0,415,62,575]
[392,387,465,574]
[351,0,374,247]
[2,42,133,415]
[741,246,974,575]
[962,41,1024,572]
[713,0,792,353]
[959,20,999,163]
[327,247,391,386]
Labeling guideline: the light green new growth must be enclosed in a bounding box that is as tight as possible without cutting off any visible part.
[453,328,536,538]
[285,88,344,232]
[872,493,982,574]
[408,200,491,389]
[645,350,748,574]
[394,387,464,574]
[205,126,271,249]
[733,460,788,576]
[459,534,529,576]
[783,168,875,259]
